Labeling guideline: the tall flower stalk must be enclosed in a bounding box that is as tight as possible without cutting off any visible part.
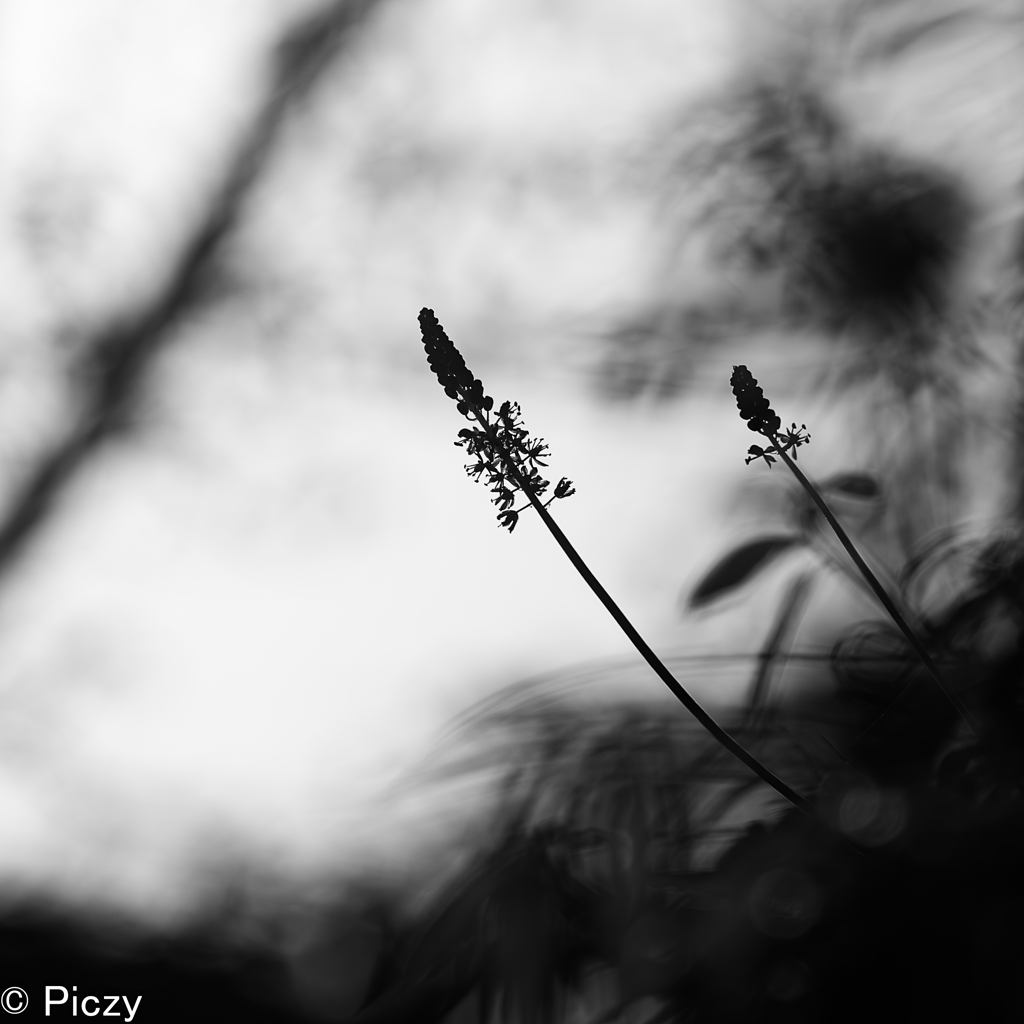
[730,364,979,734]
[419,308,813,816]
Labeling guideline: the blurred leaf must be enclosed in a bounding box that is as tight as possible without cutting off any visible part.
[820,473,880,499]
[687,536,802,609]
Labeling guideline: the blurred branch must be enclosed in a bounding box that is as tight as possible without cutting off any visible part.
[0,0,382,572]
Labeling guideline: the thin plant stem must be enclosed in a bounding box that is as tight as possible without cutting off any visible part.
[419,314,815,817]
[469,407,815,818]
[770,436,979,735]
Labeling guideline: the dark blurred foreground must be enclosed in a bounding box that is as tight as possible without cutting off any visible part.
[4,532,1024,1024]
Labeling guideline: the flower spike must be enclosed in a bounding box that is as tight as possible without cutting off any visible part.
[731,364,781,436]
[729,364,977,735]
[731,366,810,465]
[418,308,573,531]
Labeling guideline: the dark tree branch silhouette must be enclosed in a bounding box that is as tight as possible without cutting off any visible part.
[0,0,382,574]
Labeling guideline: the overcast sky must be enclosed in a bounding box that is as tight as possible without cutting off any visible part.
[0,0,779,922]
[0,0,1016,928]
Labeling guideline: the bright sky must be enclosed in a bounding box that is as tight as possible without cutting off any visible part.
[0,0,1013,927]
[0,0,766,922]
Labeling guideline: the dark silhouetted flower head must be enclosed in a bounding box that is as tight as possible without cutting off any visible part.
[731,366,810,466]
[731,365,782,436]
[419,307,494,414]
[419,308,574,531]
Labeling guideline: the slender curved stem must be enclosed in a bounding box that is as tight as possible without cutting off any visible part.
[771,438,979,735]
[469,405,814,817]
